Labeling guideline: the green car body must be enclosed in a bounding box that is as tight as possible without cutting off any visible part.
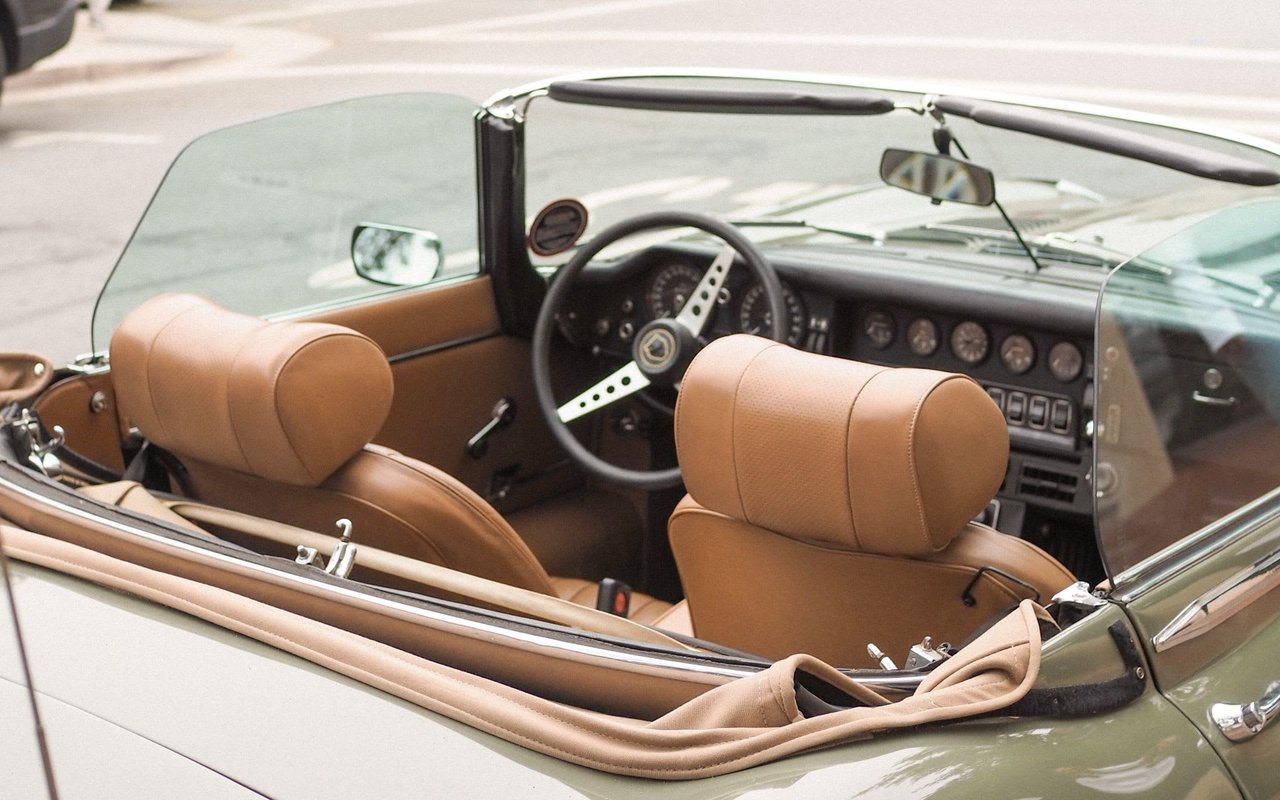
[3,72,1280,797]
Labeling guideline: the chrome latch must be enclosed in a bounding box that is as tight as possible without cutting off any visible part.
[1051,580,1108,626]
[6,409,64,479]
[1211,681,1280,743]
[295,519,358,579]
[904,636,951,670]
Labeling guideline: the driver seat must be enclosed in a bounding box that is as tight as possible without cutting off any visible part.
[668,335,1075,667]
[107,294,676,625]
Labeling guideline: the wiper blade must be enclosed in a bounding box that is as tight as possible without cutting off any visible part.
[727,218,884,244]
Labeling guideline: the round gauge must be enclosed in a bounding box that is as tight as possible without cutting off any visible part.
[738,283,806,345]
[1000,334,1036,375]
[1048,341,1084,382]
[907,318,940,357]
[863,310,896,349]
[646,262,703,318]
[950,321,990,365]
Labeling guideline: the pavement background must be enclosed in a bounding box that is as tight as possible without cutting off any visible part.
[4,0,1280,361]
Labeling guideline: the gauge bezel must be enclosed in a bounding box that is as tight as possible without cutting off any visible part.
[1048,341,1084,382]
[999,333,1036,375]
[950,320,990,365]
[906,318,940,357]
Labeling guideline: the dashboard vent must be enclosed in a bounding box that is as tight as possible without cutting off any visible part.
[1017,464,1078,504]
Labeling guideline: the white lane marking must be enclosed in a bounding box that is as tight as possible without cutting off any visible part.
[378,0,709,39]
[578,176,710,209]
[8,131,161,148]
[224,0,437,27]
[389,29,1280,65]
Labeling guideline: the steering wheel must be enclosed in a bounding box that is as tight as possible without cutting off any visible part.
[532,211,787,490]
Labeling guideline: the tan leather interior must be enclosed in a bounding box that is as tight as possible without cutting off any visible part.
[32,371,127,473]
[108,294,670,621]
[305,281,644,577]
[670,335,1075,667]
[0,352,53,406]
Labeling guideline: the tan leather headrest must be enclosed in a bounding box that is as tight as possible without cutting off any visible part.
[675,335,1008,557]
[110,294,393,487]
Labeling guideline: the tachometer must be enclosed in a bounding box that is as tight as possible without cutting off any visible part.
[646,262,703,318]
[738,283,806,344]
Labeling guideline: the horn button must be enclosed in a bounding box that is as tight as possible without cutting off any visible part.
[633,319,701,384]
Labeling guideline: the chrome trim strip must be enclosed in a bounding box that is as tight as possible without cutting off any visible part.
[386,331,498,365]
[0,468,749,681]
[1153,548,1280,652]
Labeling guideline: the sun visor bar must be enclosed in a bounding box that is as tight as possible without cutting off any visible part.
[933,96,1280,186]
[546,81,896,115]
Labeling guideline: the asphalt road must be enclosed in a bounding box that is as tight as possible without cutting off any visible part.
[4,0,1280,362]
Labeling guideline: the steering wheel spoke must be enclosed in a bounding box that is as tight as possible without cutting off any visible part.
[558,361,650,423]
[532,210,785,490]
[673,244,735,336]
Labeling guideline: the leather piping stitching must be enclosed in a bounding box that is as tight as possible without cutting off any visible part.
[137,300,206,447]
[731,342,781,525]
[905,376,947,554]
[224,322,267,478]
[843,366,888,553]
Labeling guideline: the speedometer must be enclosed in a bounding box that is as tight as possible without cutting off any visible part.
[738,283,806,345]
[646,262,703,318]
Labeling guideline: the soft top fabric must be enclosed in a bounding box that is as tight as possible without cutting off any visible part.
[109,294,393,487]
[675,335,1008,557]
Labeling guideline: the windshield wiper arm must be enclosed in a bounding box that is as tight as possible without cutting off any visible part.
[727,218,884,244]
[910,223,1124,268]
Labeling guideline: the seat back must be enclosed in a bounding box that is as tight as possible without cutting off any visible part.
[670,335,1074,667]
[109,294,557,595]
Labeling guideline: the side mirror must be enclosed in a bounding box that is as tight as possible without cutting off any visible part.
[351,223,442,287]
[879,148,996,206]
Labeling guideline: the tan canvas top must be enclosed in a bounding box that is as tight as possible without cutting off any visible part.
[0,521,1047,780]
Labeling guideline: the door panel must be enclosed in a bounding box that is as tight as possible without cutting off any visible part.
[306,276,579,514]
[1121,513,1280,799]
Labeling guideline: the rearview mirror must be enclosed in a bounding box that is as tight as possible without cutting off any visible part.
[879,149,996,206]
[351,223,442,287]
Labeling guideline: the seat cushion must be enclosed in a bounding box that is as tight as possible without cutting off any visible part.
[549,576,675,627]
[505,488,643,582]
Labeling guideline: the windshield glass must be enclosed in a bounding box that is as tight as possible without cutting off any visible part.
[1095,198,1280,581]
[523,76,1280,268]
[91,93,479,353]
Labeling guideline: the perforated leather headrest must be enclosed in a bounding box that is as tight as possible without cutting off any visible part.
[675,335,1008,557]
[110,294,393,487]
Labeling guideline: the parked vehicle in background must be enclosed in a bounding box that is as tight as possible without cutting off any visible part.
[0,0,77,100]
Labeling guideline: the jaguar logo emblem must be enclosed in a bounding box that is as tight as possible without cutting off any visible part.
[637,328,678,371]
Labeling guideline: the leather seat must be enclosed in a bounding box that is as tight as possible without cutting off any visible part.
[669,335,1075,668]
[108,294,675,625]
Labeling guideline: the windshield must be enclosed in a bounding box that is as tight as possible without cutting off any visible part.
[523,75,1280,267]
[1095,198,1280,581]
[91,93,480,353]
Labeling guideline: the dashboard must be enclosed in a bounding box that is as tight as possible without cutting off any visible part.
[559,244,1104,582]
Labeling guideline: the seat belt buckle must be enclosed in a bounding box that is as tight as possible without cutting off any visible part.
[595,578,631,617]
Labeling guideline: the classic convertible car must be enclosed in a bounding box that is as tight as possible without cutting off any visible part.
[3,71,1280,797]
